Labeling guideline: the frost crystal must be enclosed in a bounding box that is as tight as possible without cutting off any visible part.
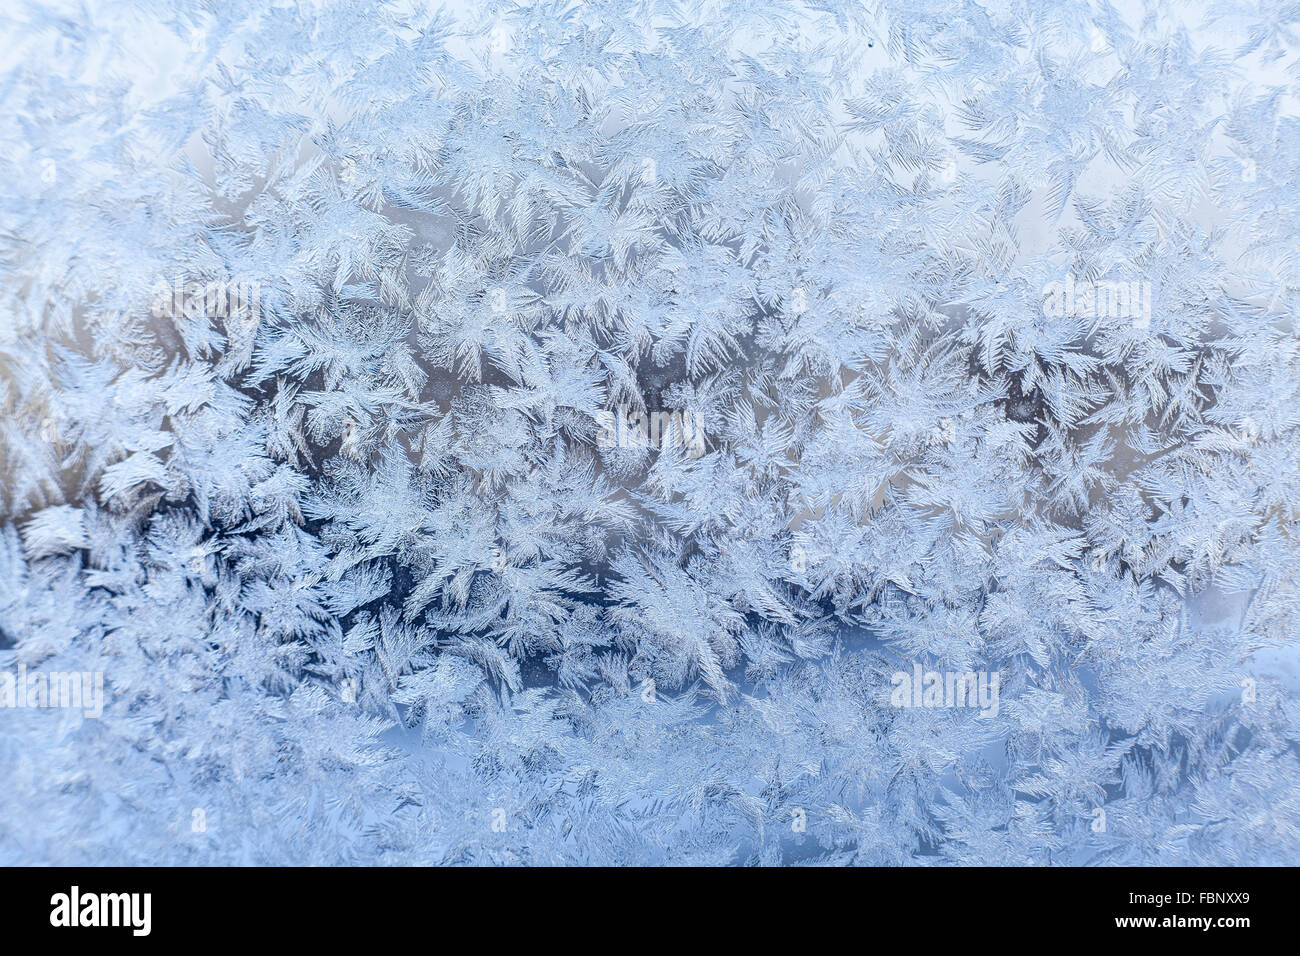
[0,0,1298,865]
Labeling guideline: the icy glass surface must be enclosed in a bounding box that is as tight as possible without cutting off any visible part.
[0,0,1297,865]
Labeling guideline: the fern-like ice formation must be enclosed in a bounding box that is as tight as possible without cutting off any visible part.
[1,0,1298,864]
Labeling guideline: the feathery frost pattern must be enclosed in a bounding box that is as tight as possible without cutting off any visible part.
[1,0,1298,865]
